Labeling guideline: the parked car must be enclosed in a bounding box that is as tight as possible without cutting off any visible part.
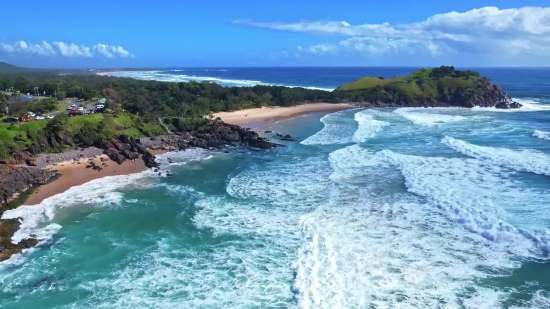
[70,104,76,108]
[46,115,55,119]
[68,109,77,117]
[35,116,45,120]
[77,106,84,111]
[3,117,18,123]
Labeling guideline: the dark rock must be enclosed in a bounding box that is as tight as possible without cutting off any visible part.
[264,131,273,133]
[18,238,38,249]
[0,166,57,210]
[25,158,38,166]
[120,149,139,161]
[495,101,523,109]
[104,148,126,165]
[142,151,158,168]
[13,134,25,142]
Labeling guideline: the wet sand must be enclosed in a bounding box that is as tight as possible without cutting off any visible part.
[24,150,168,206]
[213,103,354,127]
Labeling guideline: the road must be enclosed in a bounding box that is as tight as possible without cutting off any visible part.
[45,98,96,117]
[2,91,49,101]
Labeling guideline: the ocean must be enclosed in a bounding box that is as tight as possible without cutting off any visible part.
[1,67,550,309]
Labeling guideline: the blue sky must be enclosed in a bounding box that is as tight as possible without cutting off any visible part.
[1,0,549,68]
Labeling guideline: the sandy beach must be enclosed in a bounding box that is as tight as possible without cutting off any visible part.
[213,103,354,126]
[24,150,167,206]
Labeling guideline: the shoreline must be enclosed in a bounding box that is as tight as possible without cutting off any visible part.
[23,150,168,206]
[213,103,354,127]
[20,104,351,206]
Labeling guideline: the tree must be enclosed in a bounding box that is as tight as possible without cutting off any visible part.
[0,92,8,103]
[45,113,69,135]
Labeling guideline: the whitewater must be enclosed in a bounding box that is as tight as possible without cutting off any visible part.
[1,67,550,308]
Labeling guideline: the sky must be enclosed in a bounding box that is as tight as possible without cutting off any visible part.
[1,0,549,68]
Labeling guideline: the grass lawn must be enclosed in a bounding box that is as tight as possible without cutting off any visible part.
[337,76,405,91]
[0,120,49,148]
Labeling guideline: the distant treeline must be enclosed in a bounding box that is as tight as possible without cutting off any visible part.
[0,74,346,118]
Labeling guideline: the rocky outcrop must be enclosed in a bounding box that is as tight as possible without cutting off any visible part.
[495,101,523,109]
[0,165,57,209]
[104,147,126,165]
[0,218,39,261]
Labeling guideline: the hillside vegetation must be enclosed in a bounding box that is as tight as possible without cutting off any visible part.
[335,66,510,108]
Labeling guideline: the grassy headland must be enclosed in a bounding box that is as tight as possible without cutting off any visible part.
[334,66,515,108]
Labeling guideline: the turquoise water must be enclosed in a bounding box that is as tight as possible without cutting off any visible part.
[1,104,550,308]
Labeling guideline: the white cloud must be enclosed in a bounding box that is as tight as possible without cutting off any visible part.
[235,6,550,57]
[53,42,93,57]
[0,40,57,56]
[93,44,132,58]
[0,40,133,58]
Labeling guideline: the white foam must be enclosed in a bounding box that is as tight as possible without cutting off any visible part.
[290,145,549,308]
[442,136,550,176]
[99,70,335,91]
[394,107,467,127]
[187,157,333,308]
[533,130,550,141]
[154,148,211,167]
[328,145,390,183]
[301,110,357,145]
[291,189,523,309]
[472,98,550,112]
[2,172,155,244]
[379,149,550,255]
[100,70,263,87]
[1,148,210,259]
[352,109,389,143]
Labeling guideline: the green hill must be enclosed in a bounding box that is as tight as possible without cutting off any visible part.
[0,62,45,74]
[0,62,81,75]
[335,66,516,108]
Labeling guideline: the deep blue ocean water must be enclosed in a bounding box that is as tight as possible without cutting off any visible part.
[1,68,550,308]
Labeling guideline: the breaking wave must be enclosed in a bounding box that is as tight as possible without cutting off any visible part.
[98,70,335,91]
[301,110,356,145]
[533,130,550,141]
[352,109,389,143]
[394,108,468,127]
[442,136,550,176]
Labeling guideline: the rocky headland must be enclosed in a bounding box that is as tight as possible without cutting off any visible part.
[336,66,523,109]
[0,119,279,261]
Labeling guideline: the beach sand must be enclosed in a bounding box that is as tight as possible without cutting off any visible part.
[24,150,167,206]
[213,103,354,127]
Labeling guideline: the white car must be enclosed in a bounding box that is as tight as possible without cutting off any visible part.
[47,115,54,119]
[66,106,72,110]
[35,116,45,120]
[77,107,84,111]
[70,104,76,107]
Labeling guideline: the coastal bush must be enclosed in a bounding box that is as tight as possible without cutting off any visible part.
[0,74,344,119]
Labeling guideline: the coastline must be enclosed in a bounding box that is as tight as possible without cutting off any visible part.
[20,104,351,206]
[213,103,354,126]
[23,150,168,206]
